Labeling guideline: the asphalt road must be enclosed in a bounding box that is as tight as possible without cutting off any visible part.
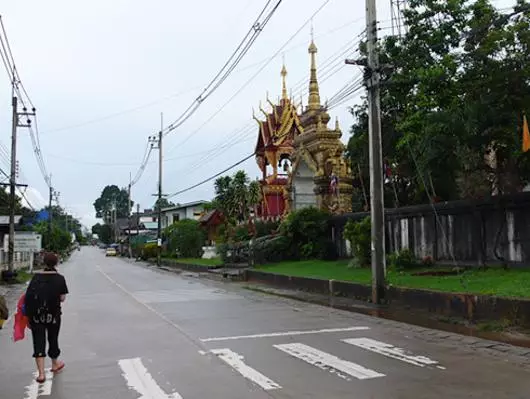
[1,248,529,399]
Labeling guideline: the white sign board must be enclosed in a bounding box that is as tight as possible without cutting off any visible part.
[3,232,42,252]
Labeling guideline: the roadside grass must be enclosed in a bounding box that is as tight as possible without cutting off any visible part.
[256,260,530,299]
[0,268,32,285]
[163,257,223,267]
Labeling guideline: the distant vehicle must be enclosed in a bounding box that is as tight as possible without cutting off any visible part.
[105,248,117,257]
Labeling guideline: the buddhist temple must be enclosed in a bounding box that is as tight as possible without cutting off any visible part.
[253,38,353,219]
[253,64,303,220]
[288,38,354,214]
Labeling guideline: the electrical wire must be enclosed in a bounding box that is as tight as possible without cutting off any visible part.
[165,0,334,156]
[167,153,255,198]
[162,0,284,136]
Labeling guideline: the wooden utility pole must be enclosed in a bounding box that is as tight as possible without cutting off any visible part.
[346,0,386,303]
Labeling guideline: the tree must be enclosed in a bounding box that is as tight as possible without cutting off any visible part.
[153,198,175,211]
[93,185,133,220]
[92,223,112,244]
[35,221,71,253]
[164,219,206,258]
[347,0,530,208]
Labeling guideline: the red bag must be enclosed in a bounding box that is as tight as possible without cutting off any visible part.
[13,294,28,342]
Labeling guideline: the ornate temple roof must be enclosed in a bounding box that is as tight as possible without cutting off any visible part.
[254,65,303,160]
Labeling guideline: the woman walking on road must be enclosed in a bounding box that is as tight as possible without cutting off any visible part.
[25,252,69,383]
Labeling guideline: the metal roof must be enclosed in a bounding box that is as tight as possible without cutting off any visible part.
[161,201,207,212]
[0,215,22,225]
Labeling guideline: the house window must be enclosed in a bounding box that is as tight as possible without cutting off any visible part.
[173,213,180,222]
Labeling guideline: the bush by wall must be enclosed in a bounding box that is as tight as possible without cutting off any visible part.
[279,207,333,260]
[344,216,371,267]
[165,219,206,258]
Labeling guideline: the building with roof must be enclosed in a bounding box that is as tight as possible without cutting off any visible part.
[160,201,208,229]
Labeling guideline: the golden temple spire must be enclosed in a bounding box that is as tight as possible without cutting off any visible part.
[308,29,321,111]
[281,62,288,101]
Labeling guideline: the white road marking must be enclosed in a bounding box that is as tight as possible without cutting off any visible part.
[118,358,183,399]
[204,348,281,390]
[24,371,54,399]
[343,338,442,368]
[200,326,370,342]
[274,343,385,381]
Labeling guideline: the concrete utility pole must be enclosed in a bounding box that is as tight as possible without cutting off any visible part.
[7,95,35,273]
[157,113,163,267]
[48,176,53,244]
[365,0,386,304]
[8,96,18,273]
[127,173,132,258]
[149,113,164,267]
[346,0,386,304]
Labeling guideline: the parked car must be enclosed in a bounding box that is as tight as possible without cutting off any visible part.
[106,247,117,257]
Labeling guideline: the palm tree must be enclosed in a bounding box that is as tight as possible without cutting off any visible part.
[232,171,250,223]
[247,180,261,219]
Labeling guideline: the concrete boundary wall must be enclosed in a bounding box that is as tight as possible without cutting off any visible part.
[331,192,530,265]
[245,270,530,327]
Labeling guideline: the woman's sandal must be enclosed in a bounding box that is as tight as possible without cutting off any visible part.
[36,376,46,384]
[51,362,65,373]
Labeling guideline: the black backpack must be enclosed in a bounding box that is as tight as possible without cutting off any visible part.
[25,273,56,324]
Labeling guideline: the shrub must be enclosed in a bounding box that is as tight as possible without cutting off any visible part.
[251,235,289,265]
[255,220,279,238]
[388,248,418,271]
[344,216,371,267]
[165,219,206,258]
[141,242,158,260]
[233,224,251,242]
[279,207,331,259]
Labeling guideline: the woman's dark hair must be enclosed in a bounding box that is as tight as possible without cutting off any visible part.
[43,252,59,268]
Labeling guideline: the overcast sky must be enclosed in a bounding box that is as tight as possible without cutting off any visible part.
[0,0,515,228]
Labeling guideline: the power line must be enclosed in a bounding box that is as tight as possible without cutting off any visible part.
[167,153,255,198]
[162,0,284,136]
[166,0,334,155]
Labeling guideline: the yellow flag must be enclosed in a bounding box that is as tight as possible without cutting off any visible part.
[524,114,530,153]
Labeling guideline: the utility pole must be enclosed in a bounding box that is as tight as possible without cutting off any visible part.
[8,96,18,274]
[149,113,163,267]
[48,176,53,246]
[127,173,132,258]
[7,95,35,274]
[346,0,386,304]
[136,203,140,238]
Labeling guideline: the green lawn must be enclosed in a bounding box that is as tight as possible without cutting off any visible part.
[256,260,530,299]
[171,257,223,267]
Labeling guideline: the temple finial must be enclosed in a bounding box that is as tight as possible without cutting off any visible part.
[335,116,340,130]
[281,60,288,101]
[308,30,321,111]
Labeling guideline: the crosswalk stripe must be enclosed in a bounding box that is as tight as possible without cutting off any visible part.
[274,343,385,380]
[118,358,183,399]
[205,349,282,390]
[24,371,53,399]
[200,326,370,342]
[343,338,443,368]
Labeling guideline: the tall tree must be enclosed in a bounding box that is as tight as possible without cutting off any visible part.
[347,0,530,210]
[153,198,175,211]
[93,185,133,220]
